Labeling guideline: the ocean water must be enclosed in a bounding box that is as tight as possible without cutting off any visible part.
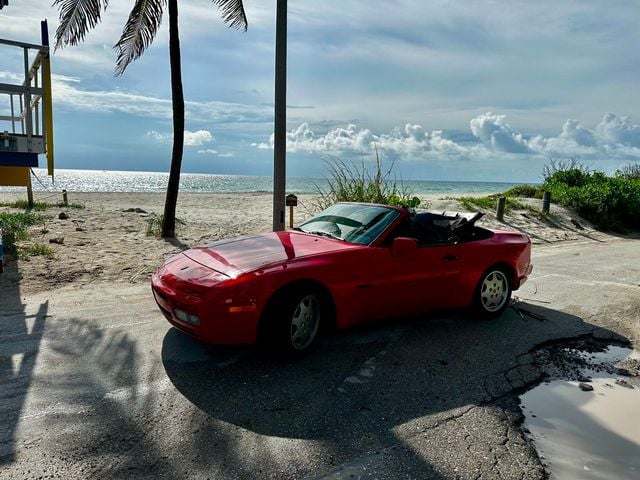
[2,168,524,195]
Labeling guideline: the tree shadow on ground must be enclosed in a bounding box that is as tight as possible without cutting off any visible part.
[162,236,190,251]
[0,259,48,465]
[161,302,629,478]
[0,307,185,478]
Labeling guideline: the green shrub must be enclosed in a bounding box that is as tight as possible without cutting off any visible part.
[313,152,423,211]
[503,184,543,198]
[543,164,640,231]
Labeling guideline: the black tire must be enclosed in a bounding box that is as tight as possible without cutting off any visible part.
[473,267,512,318]
[260,287,323,356]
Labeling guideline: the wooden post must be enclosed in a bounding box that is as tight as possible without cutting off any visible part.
[0,223,4,274]
[26,170,34,208]
[496,196,506,221]
[542,191,551,214]
[62,189,68,206]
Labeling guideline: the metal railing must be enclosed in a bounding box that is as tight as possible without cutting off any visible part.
[0,38,50,155]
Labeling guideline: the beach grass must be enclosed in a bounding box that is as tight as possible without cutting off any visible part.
[312,153,423,211]
[455,194,538,216]
[0,200,85,210]
[19,243,56,259]
[146,214,185,237]
[0,211,44,254]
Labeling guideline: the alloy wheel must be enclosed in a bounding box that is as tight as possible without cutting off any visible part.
[290,294,320,351]
[480,270,509,313]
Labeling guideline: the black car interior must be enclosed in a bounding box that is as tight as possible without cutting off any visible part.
[385,210,491,246]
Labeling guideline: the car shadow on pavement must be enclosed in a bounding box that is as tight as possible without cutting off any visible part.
[0,262,48,465]
[161,302,630,478]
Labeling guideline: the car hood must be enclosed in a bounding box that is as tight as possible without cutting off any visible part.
[181,230,362,278]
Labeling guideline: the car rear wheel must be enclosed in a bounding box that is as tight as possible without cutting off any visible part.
[474,268,511,317]
[261,288,322,356]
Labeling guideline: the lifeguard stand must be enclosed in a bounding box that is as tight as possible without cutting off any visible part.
[0,20,55,201]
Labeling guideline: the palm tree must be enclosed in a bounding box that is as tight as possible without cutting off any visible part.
[54,0,248,237]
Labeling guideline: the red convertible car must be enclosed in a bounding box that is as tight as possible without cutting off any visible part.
[152,203,532,354]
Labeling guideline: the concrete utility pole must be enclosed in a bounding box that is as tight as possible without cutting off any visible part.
[272,0,287,231]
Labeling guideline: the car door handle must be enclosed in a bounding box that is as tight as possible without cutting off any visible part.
[442,254,458,261]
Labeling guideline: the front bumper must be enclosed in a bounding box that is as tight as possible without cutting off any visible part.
[151,273,259,345]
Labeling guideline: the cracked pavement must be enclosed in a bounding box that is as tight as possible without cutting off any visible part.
[1,236,639,479]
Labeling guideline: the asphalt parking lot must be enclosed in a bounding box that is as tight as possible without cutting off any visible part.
[1,236,638,479]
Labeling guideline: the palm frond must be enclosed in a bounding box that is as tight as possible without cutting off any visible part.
[113,0,165,76]
[53,0,109,49]
[213,0,248,31]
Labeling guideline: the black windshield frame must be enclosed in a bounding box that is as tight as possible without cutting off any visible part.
[297,203,401,246]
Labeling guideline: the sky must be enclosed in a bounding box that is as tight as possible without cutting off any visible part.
[1,0,639,182]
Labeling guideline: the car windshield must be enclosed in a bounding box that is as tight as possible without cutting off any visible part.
[297,203,400,245]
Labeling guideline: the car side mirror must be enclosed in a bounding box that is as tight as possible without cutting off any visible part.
[391,237,417,257]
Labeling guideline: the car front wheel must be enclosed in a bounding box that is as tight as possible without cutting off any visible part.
[288,293,321,352]
[261,288,322,356]
[474,268,511,317]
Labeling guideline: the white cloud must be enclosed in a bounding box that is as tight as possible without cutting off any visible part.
[560,119,597,147]
[469,113,531,154]
[595,113,640,148]
[197,149,234,158]
[0,71,24,83]
[147,129,213,146]
[184,130,213,146]
[255,112,640,164]
[254,122,469,156]
[146,131,170,143]
[51,74,272,124]
[528,119,598,156]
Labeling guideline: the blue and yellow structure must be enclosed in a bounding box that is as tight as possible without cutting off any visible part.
[0,20,55,187]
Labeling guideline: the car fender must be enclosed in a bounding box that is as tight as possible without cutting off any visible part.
[457,240,526,306]
[249,249,371,330]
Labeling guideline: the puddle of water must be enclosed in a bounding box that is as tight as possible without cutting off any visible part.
[575,345,640,368]
[520,346,640,479]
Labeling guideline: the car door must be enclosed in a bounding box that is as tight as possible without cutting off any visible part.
[363,241,463,321]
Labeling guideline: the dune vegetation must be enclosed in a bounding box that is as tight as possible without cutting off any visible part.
[313,152,422,211]
[459,160,640,232]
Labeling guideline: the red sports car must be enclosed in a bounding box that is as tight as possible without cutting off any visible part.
[152,203,532,354]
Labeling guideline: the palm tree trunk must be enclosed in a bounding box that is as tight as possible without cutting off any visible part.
[162,0,185,238]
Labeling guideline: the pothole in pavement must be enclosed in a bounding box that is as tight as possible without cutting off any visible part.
[519,337,640,479]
